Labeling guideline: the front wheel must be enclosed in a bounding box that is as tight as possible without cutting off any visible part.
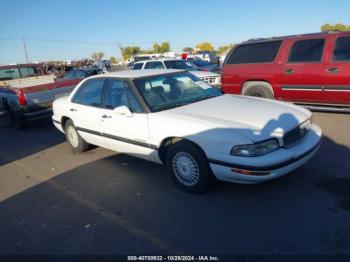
[64,119,89,154]
[166,140,214,193]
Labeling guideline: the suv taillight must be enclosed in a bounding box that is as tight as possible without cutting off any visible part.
[16,89,27,106]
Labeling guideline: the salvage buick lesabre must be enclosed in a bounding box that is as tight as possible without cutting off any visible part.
[52,69,322,193]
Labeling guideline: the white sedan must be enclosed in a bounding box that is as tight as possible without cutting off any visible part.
[52,69,322,193]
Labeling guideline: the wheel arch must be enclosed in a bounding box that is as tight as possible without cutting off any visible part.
[158,136,207,164]
[60,116,71,131]
[241,80,275,97]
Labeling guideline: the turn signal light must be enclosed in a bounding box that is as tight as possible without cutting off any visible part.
[15,89,27,106]
[231,168,271,176]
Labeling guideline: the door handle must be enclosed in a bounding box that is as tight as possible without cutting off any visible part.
[285,69,294,74]
[326,67,339,73]
[102,114,112,119]
[70,108,77,112]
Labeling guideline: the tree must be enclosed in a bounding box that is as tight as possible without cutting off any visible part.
[195,42,214,52]
[217,44,234,55]
[152,41,170,53]
[160,42,170,53]
[109,56,117,64]
[91,51,104,61]
[183,47,194,53]
[121,46,141,60]
[321,23,350,32]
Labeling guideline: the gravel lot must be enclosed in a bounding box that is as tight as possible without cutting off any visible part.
[0,111,349,256]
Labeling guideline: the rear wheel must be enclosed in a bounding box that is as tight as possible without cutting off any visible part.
[10,111,26,130]
[242,82,274,99]
[64,119,89,154]
[166,140,214,193]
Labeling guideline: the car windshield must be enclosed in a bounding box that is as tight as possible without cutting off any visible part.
[164,60,198,70]
[133,72,222,112]
[193,60,211,66]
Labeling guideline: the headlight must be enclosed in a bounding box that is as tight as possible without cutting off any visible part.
[215,76,221,85]
[230,138,279,157]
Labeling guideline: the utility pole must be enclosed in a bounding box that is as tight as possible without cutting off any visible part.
[21,38,29,63]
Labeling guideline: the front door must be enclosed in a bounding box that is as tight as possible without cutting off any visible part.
[323,35,350,105]
[99,78,157,161]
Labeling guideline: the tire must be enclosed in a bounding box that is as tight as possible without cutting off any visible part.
[10,111,27,130]
[165,140,214,193]
[64,119,89,154]
[242,82,274,99]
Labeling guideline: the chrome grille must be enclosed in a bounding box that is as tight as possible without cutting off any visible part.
[283,124,309,147]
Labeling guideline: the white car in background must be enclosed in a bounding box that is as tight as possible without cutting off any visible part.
[132,58,221,87]
[52,69,322,193]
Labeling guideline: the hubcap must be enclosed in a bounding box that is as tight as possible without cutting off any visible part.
[251,92,263,97]
[172,152,199,186]
[67,125,79,148]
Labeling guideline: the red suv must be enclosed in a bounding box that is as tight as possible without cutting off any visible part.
[222,31,350,112]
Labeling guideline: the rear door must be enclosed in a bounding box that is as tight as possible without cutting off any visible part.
[69,78,106,147]
[323,35,350,104]
[280,38,326,103]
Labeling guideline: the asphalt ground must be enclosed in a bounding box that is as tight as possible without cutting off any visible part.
[0,111,350,257]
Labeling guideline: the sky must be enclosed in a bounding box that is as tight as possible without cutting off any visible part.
[0,0,349,64]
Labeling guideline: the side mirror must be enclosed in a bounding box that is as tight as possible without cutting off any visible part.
[113,105,133,117]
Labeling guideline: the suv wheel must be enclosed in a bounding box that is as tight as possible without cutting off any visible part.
[64,119,89,154]
[166,140,214,193]
[242,82,274,99]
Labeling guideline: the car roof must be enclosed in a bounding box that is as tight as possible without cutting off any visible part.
[94,69,184,79]
[243,31,350,44]
[134,58,185,64]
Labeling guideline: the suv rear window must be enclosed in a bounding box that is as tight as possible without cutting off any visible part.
[288,39,325,63]
[133,63,144,70]
[333,36,350,61]
[226,40,282,64]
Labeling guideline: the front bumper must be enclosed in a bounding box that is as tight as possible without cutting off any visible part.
[209,124,322,184]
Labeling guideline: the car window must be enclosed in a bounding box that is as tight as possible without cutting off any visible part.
[164,60,197,70]
[19,67,39,78]
[64,71,76,79]
[133,72,222,112]
[288,39,325,63]
[333,36,350,61]
[0,68,21,80]
[144,61,165,69]
[226,41,282,64]
[72,78,105,107]
[75,71,85,78]
[133,63,144,70]
[104,79,143,113]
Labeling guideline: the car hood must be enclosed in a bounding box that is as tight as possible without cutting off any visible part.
[164,94,311,142]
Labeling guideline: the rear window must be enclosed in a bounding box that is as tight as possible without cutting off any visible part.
[144,61,165,69]
[226,40,282,64]
[288,39,325,63]
[333,36,350,61]
[133,63,144,70]
[0,68,21,80]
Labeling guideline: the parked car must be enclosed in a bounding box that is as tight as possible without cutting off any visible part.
[132,59,221,87]
[196,51,220,64]
[0,64,81,129]
[187,58,221,73]
[62,68,103,80]
[52,69,322,193]
[222,31,350,112]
